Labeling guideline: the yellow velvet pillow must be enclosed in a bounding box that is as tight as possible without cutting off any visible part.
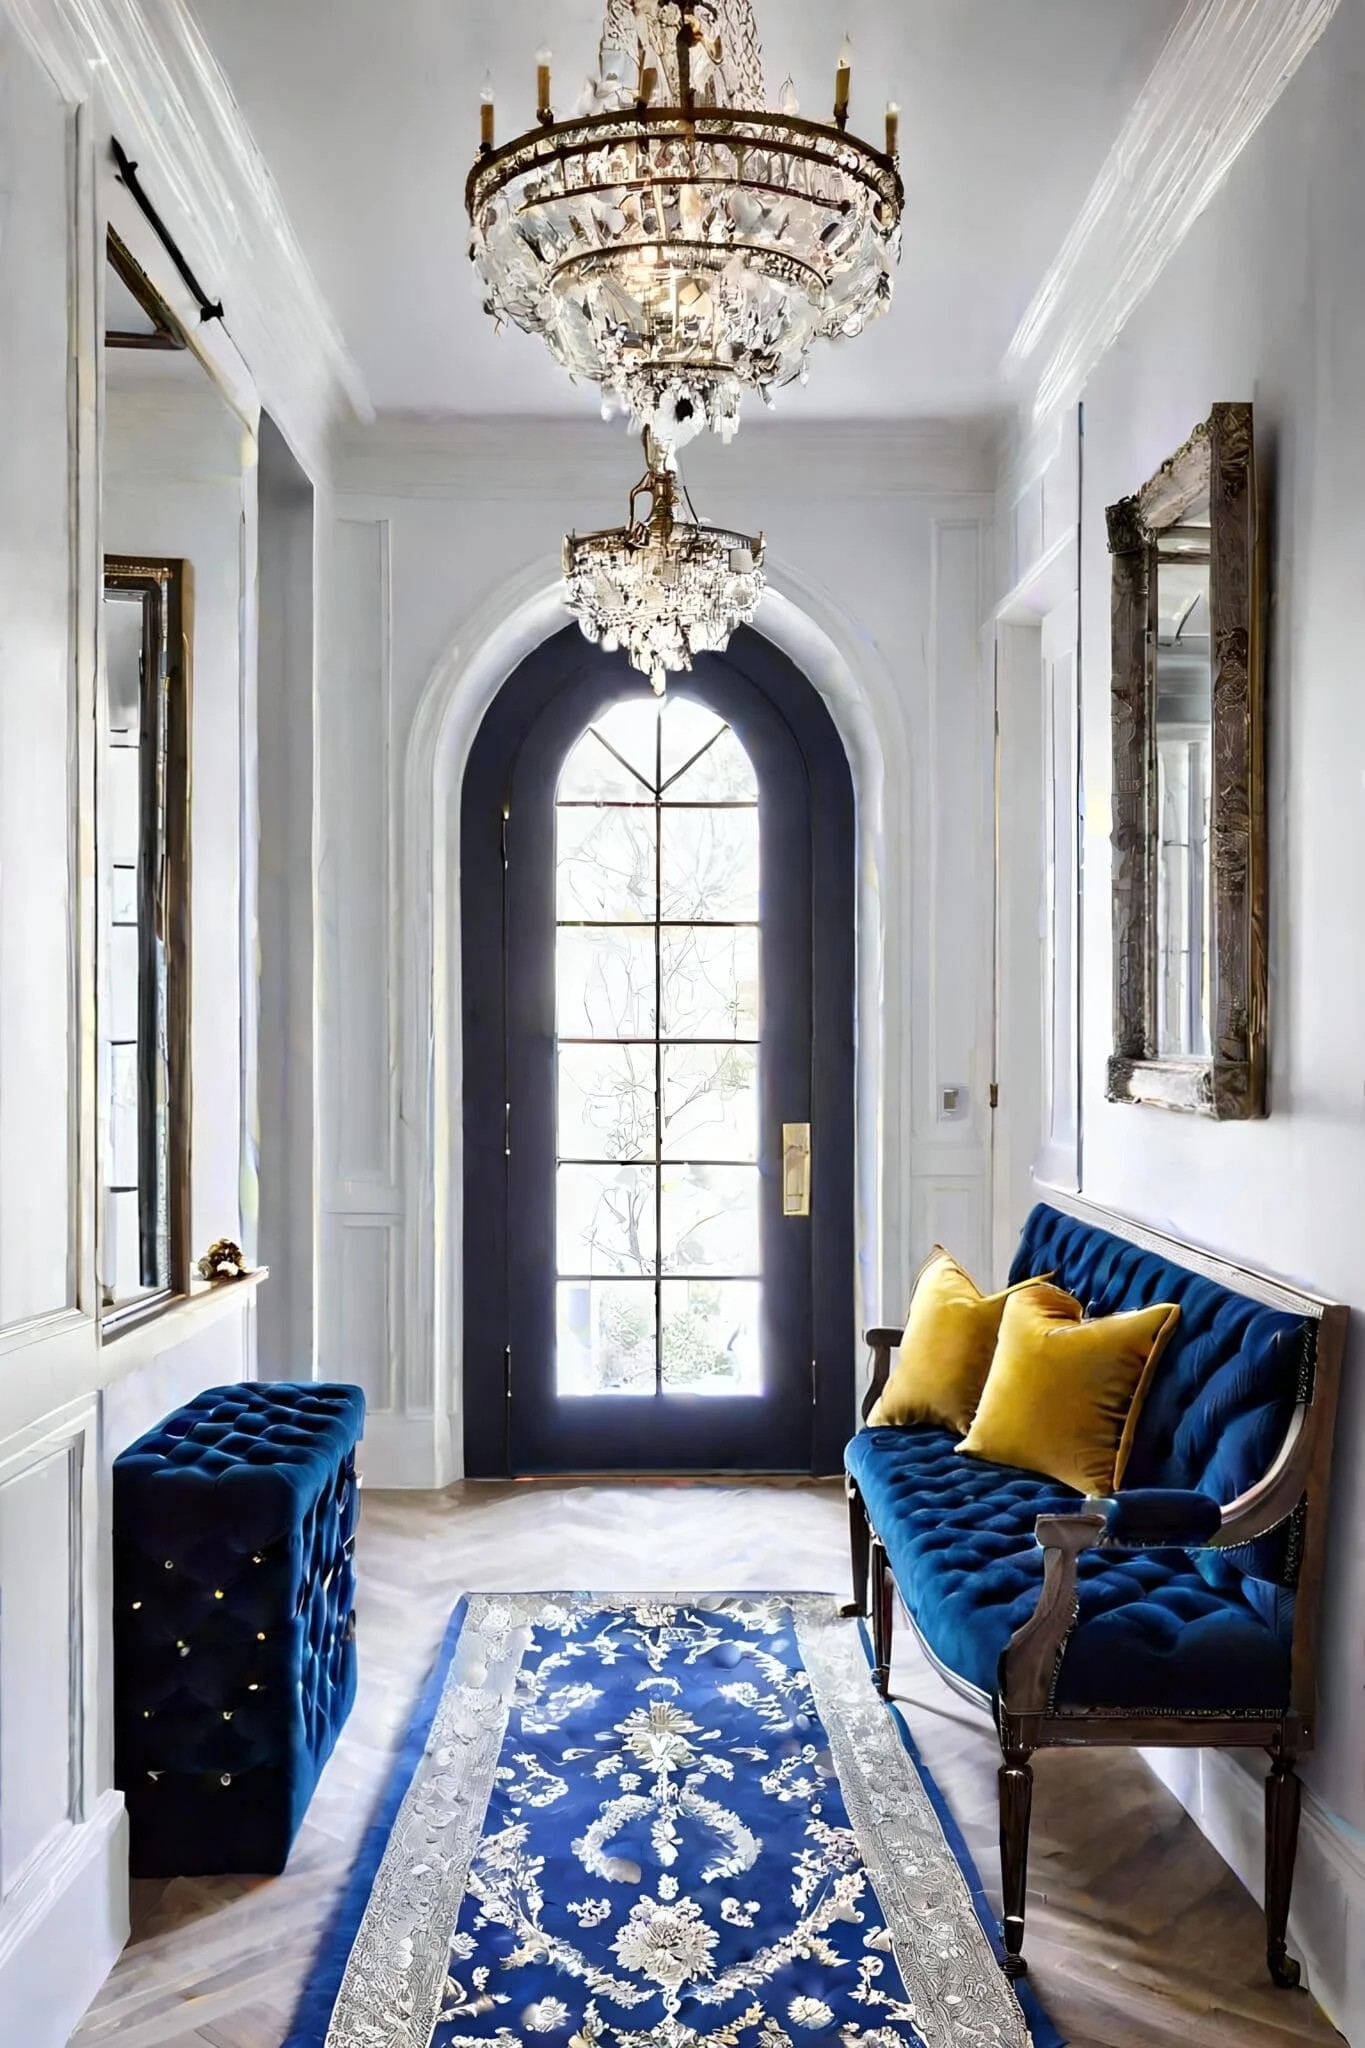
[957,1283,1180,1495]
[868,1248,1051,1434]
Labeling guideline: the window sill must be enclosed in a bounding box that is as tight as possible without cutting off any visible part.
[96,1267,268,1386]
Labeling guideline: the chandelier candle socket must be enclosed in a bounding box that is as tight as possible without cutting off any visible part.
[467,0,904,452]
[563,442,765,693]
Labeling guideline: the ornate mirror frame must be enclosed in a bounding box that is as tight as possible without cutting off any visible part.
[1106,402,1267,1118]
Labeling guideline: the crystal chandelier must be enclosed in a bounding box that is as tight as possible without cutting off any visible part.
[468,1,903,451]
[563,440,765,693]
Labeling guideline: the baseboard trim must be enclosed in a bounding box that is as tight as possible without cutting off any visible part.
[0,1790,128,2046]
[1143,1746,1365,2035]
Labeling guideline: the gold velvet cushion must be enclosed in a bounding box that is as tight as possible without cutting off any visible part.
[957,1283,1181,1495]
[868,1249,1049,1434]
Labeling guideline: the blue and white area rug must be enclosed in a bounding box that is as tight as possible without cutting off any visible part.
[287,1595,1061,2048]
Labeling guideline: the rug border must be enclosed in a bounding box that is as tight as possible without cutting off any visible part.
[284,1593,1065,2048]
[281,1596,472,2048]
[854,1618,1067,2048]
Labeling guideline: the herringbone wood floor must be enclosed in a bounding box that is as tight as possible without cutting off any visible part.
[72,1481,1344,2047]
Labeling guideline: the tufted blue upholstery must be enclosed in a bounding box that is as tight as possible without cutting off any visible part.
[1010,1204,1310,1624]
[114,1382,366,1876]
[845,1426,1291,1711]
[848,1204,1312,1715]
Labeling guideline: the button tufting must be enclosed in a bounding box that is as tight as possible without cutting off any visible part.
[113,1380,365,1876]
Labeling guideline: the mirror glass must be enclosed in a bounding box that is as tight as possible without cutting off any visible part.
[1152,495,1212,1059]
[100,575,173,1308]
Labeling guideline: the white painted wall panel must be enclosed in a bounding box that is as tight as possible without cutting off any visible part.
[0,1448,74,1895]
[257,422,317,1379]
[323,1217,397,1410]
[325,518,392,1194]
[0,25,74,1325]
[923,521,989,1156]
[1039,602,1080,1193]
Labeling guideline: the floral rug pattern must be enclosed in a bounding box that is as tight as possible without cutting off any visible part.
[300,1596,1048,2048]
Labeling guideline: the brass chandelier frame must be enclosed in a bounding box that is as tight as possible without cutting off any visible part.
[467,94,904,395]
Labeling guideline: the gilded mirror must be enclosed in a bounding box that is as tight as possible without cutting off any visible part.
[1106,403,1266,1118]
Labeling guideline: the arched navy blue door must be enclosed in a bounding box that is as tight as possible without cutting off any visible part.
[462,626,854,1476]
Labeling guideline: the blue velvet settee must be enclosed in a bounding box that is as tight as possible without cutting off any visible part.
[845,1200,1345,1987]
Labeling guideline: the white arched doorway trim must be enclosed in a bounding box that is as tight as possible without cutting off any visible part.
[399,552,913,1486]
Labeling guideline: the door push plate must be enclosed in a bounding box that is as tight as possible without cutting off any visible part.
[782,1123,812,1217]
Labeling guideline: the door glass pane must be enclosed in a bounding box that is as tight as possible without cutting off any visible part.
[559,725,652,802]
[557,1164,658,1277]
[659,697,727,784]
[556,927,657,1039]
[661,1280,762,1395]
[558,1280,656,1396]
[557,805,656,922]
[665,724,759,802]
[661,926,760,1040]
[660,806,760,921]
[661,1042,758,1161]
[660,1164,761,1276]
[559,1044,656,1162]
[554,696,763,1400]
[576,698,660,791]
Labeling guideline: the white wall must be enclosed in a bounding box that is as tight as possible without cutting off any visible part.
[1075,8,1365,2029]
[0,46,264,2043]
[257,418,317,1379]
[0,16,74,1326]
[316,418,999,1485]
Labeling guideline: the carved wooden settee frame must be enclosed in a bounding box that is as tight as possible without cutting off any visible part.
[844,1195,1346,1988]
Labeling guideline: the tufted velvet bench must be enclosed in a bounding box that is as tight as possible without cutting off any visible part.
[845,1198,1345,1990]
[113,1381,366,1876]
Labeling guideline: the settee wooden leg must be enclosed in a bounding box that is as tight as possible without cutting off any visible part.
[998,1748,1034,1980]
[870,1538,894,1696]
[841,1479,871,1619]
[1265,1755,1304,1989]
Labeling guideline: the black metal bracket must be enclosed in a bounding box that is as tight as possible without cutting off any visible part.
[111,138,225,325]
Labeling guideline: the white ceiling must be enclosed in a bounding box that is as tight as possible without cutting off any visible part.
[189,0,1183,423]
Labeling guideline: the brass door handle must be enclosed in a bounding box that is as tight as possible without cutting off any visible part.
[782,1123,811,1217]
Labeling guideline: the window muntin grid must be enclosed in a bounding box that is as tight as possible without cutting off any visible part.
[554,698,762,1398]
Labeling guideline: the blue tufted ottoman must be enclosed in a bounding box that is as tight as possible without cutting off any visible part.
[113,1382,366,1876]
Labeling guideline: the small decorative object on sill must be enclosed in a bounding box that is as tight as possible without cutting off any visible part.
[198,1239,249,1283]
[563,434,765,694]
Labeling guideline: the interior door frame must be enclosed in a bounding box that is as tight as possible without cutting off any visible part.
[460,625,855,1478]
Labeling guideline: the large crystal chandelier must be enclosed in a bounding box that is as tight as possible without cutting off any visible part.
[468,1,903,451]
[563,440,765,693]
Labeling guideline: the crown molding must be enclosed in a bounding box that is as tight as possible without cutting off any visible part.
[1002,0,1341,483]
[331,413,1001,504]
[4,0,371,480]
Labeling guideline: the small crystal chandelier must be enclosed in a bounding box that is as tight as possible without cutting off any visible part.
[563,439,765,693]
[468,1,903,452]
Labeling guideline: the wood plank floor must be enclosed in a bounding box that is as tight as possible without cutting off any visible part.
[72,1481,1344,2048]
